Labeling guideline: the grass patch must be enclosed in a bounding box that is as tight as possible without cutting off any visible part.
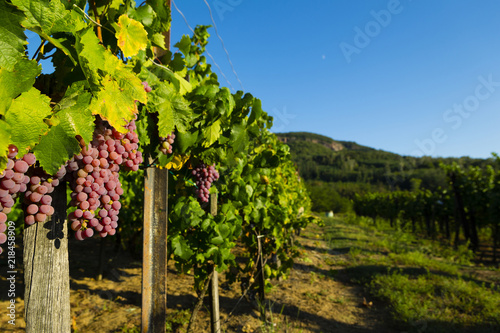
[371,272,500,332]
[322,215,500,333]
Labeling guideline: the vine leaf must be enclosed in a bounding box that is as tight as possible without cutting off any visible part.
[203,120,221,148]
[248,98,263,125]
[77,29,147,132]
[0,120,11,169]
[172,235,194,260]
[11,0,76,35]
[56,84,95,146]
[0,58,40,115]
[4,87,51,157]
[115,15,148,58]
[166,154,189,171]
[90,75,139,133]
[157,97,175,137]
[33,124,80,175]
[0,1,27,70]
[229,120,249,153]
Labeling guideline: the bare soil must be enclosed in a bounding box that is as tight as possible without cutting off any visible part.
[0,223,398,333]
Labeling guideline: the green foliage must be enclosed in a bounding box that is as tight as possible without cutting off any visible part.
[323,216,500,333]
[0,0,317,304]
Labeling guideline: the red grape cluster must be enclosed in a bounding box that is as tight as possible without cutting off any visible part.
[192,164,220,203]
[159,132,175,155]
[0,145,35,252]
[23,165,66,225]
[141,81,152,93]
[67,118,140,240]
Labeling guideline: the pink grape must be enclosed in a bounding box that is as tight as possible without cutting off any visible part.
[25,215,35,225]
[26,204,39,215]
[22,153,36,165]
[0,233,6,244]
[14,160,29,173]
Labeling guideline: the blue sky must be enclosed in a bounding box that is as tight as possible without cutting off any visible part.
[169,0,500,158]
[28,1,500,158]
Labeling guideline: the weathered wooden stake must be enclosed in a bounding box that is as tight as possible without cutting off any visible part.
[209,193,221,333]
[142,165,169,333]
[24,181,70,333]
[256,234,266,320]
[142,3,171,330]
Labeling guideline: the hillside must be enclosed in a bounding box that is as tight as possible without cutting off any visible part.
[276,132,495,212]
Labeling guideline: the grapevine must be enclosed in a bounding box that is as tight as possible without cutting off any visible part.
[0,3,319,331]
[159,132,176,155]
[192,163,219,203]
[0,145,36,252]
[67,118,141,240]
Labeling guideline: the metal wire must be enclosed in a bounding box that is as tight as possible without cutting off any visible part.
[171,0,237,92]
[201,0,245,91]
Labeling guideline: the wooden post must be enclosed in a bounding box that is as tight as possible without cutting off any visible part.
[142,2,171,331]
[24,181,70,333]
[142,165,169,333]
[256,234,266,320]
[209,193,221,333]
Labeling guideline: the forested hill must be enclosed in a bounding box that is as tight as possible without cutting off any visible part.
[277,132,495,211]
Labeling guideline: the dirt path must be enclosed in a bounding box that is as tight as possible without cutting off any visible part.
[0,223,397,333]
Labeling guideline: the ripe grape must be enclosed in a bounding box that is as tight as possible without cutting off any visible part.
[192,163,220,203]
[0,147,40,253]
[141,81,152,93]
[159,132,176,155]
[66,116,141,241]
[23,163,65,226]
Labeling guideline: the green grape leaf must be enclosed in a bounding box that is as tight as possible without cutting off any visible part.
[174,72,192,95]
[136,112,152,147]
[248,98,263,125]
[217,224,230,239]
[33,124,80,175]
[151,32,166,49]
[90,75,138,133]
[211,236,224,246]
[0,58,41,115]
[171,94,193,133]
[5,87,52,156]
[115,15,148,58]
[56,85,95,146]
[0,1,27,70]
[12,0,76,35]
[205,246,218,258]
[176,130,199,154]
[109,0,124,10]
[203,120,221,148]
[132,4,156,27]
[195,253,205,264]
[245,184,254,199]
[229,120,248,153]
[146,0,171,32]
[157,98,175,137]
[77,28,147,113]
[175,35,191,56]
[201,218,211,230]
[0,120,11,170]
[172,235,194,260]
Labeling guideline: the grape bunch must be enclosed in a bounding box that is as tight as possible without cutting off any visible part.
[67,117,139,241]
[141,81,152,93]
[23,165,66,225]
[121,118,143,171]
[0,145,36,252]
[159,132,175,155]
[192,164,220,203]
